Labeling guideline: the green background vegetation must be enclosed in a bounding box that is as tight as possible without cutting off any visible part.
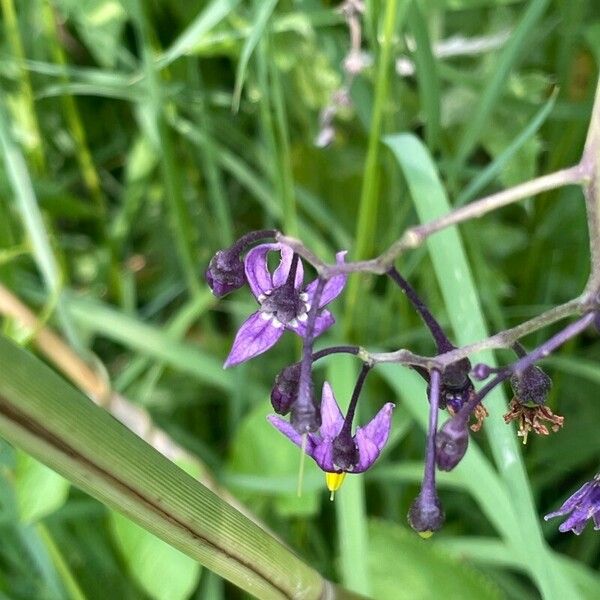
[0,0,599,598]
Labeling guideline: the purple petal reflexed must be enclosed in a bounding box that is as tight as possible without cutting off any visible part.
[267,415,317,456]
[288,310,335,338]
[305,251,348,308]
[544,477,600,535]
[319,382,345,440]
[245,244,278,298]
[272,244,304,289]
[544,481,594,519]
[312,438,336,472]
[224,312,283,367]
[354,403,395,472]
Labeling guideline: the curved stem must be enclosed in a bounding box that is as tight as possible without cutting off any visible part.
[387,267,454,352]
[339,364,372,438]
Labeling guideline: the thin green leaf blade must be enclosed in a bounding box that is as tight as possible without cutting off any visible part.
[384,132,577,600]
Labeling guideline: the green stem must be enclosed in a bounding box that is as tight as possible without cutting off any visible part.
[1,0,46,172]
[345,0,399,328]
[131,0,201,297]
[0,334,334,599]
[36,524,88,600]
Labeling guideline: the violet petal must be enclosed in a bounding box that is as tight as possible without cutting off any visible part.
[304,251,347,308]
[224,312,284,367]
[272,243,304,289]
[267,415,317,456]
[245,244,278,298]
[319,382,345,440]
[288,310,335,338]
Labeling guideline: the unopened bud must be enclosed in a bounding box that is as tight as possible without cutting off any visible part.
[205,249,245,297]
[271,363,301,415]
[436,416,469,471]
[408,491,445,537]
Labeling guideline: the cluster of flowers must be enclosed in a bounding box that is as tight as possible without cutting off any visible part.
[206,230,600,537]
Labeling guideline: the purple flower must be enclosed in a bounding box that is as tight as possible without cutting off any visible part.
[544,475,600,534]
[224,244,347,367]
[268,382,394,474]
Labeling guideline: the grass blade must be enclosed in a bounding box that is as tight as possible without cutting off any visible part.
[232,0,279,113]
[449,0,550,181]
[384,132,578,599]
[0,334,327,600]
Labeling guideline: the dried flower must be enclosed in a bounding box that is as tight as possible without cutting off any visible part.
[510,365,552,406]
[544,475,600,534]
[504,364,561,443]
[224,244,346,367]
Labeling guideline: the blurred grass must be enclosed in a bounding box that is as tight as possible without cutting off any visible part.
[0,0,599,598]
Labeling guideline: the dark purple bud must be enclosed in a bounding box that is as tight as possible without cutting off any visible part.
[205,249,246,297]
[332,431,359,471]
[271,363,301,415]
[436,416,469,471]
[472,363,492,381]
[510,365,552,406]
[407,490,445,538]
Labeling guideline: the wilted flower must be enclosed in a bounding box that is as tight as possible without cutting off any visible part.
[505,364,562,443]
[510,365,552,406]
[544,475,600,534]
[268,382,394,493]
[224,244,347,367]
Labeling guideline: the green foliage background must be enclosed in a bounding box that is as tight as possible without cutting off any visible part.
[0,0,599,598]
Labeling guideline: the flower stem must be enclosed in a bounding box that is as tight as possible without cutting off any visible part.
[387,267,454,352]
[339,364,372,437]
[422,369,441,493]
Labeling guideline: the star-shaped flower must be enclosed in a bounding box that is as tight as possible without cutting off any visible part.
[544,474,600,534]
[224,244,346,367]
[268,382,394,477]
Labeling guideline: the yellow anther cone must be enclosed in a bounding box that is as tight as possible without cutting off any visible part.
[325,472,346,501]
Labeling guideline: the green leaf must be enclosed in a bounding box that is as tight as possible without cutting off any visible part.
[110,512,201,600]
[368,520,503,600]
[449,0,550,176]
[232,0,279,112]
[54,0,127,68]
[14,452,70,523]
[159,0,242,67]
[0,334,326,599]
[383,132,578,600]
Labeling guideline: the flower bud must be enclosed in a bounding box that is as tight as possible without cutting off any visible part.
[436,416,469,471]
[472,363,492,381]
[205,249,246,297]
[270,363,301,415]
[407,491,445,538]
[510,365,552,406]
